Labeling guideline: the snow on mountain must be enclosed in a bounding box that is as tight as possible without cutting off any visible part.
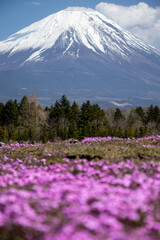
[0,7,160,107]
[110,101,133,107]
[0,7,160,68]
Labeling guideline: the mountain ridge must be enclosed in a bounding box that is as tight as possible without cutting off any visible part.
[0,7,160,69]
[0,7,160,107]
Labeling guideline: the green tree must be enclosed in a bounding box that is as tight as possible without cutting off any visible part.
[117,126,123,138]
[153,106,160,123]
[2,99,18,126]
[114,108,125,122]
[59,94,71,118]
[135,106,146,123]
[139,126,144,137]
[49,101,63,122]
[0,103,4,125]
[79,101,107,138]
[0,126,4,141]
[147,105,155,123]
[70,101,80,123]
[49,95,71,139]
[69,121,79,139]
[129,126,134,138]
[40,124,50,143]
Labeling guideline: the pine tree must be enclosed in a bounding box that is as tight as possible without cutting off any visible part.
[135,106,146,123]
[49,101,64,121]
[134,128,139,138]
[40,124,50,143]
[144,126,150,136]
[147,105,154,123]
[153,106,160,123]
[127,109,136,127]
[69,121,79,139]
[0,103,4,125]
[0,126,4,141]
[79,101,107,137]
[71,101,80,123]
[79,101,91,137]
[59,95,71,119]
[2,99,18,126]
[114,108,125,122]
[113,126,118,137]
[118,126,123,138]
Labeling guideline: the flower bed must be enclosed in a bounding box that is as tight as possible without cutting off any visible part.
[0,138,160,240]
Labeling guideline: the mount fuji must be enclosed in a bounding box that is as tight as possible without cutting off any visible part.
[0,7,160,106]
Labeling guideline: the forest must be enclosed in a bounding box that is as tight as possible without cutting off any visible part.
[0,92,160,143]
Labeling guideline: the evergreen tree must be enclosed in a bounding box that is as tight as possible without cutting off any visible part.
[40,124,50,143]
[2,99,18,126]
[49,101,64,122]
[144,125,150,136]
[113,126,118,137]
[134,128,139,138]
[69,121,79,139]
[117,126,123,138]
[114,108,125,122]
[135,106,146,123]
[49,96,71,139]
[0,103,4,125]
[59,95,71,118]
[70,101,80,123]
[79,101,107,138]
[79,101,91,137]
[153,106,160,123]
[147,105,155,123]
[1,94,160,141]
[139,127,144,137]
[127,109,136,127]
[124,128,128,138]
[0,126,4,141]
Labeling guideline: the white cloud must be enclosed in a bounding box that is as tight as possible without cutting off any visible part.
[95,2,160,50]
[31,2,41,5]
[25,1,41,6]
[66,7,94,12]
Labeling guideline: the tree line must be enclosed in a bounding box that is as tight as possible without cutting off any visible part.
[0,93,160,143]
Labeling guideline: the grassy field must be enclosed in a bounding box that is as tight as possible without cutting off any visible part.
[0,136,160,240]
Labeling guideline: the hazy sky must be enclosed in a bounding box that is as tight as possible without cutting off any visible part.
[0,0,160,49]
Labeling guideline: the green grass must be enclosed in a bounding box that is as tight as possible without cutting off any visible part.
[1,138,160,165]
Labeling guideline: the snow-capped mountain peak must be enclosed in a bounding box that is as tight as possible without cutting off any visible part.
[0,7,159,67]
[0,7,160,107]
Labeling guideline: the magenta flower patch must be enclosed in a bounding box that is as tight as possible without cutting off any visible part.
[0,137,160,240]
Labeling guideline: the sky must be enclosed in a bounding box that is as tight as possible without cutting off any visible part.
[0,0,160,49]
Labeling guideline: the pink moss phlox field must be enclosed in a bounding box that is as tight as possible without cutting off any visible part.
[0,138,160,239]
[80,135,160,144]
[0,142,42,150]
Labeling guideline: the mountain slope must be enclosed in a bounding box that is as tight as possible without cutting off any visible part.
[0,7,160,106]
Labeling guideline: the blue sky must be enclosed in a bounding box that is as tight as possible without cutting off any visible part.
[0,0,160,49]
